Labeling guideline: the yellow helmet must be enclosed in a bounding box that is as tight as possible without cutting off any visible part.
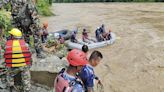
[9,28,22,37]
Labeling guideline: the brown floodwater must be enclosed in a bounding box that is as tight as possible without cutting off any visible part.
[41,3,164,92]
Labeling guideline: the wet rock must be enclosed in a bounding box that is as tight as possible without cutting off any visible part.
[30,55,68,88]
[31,55,68,73]
[31,82,54,92]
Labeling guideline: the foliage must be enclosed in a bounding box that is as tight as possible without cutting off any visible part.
[46,39,58,48]
[0,9,12,37]
[36,0,54,16]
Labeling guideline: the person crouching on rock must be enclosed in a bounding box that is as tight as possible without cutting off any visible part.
[4,28,32,92]
[54,49,88,92]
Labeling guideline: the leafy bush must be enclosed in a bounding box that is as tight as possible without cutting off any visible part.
[0,10,12,36]
[36,0,54,16]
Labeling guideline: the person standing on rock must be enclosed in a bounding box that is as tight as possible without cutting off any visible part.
[41,21,49,43]
[54,49,88,92]
[0,0,45,58]
[79,50,103,92]
[4,28,32,92]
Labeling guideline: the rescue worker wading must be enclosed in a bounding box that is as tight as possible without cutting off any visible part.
[4,28,32,92]
[54,49,88,92]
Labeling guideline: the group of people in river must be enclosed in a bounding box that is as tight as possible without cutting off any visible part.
[70,24,113,44]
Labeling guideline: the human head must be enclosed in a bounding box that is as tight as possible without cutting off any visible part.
[43,21,48,29]
[89,50,103,67]
[109,29,112,32]
[67,49,88,72]
[82,28,87,35]
[82,45,89,53]
[83,28,86,32]
[8,28,22,39]
[102,24,104,28]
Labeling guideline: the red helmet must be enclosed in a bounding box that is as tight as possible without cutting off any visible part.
[67,49,88,66]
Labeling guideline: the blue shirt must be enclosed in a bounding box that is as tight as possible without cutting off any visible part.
[79,64,95,90]
[63,72,84,92]
[95,29,100,37]
[99,27,105,33]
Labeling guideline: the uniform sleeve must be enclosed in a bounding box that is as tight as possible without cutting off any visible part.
[80,68,94,88]
[85,72,94,88]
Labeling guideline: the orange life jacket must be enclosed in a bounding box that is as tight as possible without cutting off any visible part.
[4,39,31,67]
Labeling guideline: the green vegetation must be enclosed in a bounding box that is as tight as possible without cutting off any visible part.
[0,10,12,36]
[54,0,163,2]
[36,0,54,16]
[0,10,12,50]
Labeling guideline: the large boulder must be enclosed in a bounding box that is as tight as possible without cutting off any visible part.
[30,55,68,87]
[31,55,68,73]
